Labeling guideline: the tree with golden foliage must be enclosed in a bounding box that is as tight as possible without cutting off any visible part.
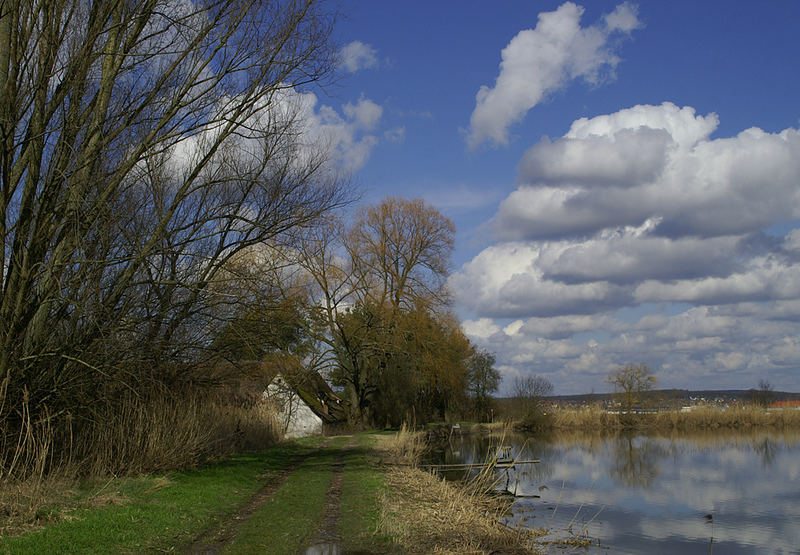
[300,196,468,424]
[331,300,472,426]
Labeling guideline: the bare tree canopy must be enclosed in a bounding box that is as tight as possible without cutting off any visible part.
[513,374,553,429]
[748,379,775,407]
[0,0,346,421]
[606,364,657,414]
[347,197,455,311]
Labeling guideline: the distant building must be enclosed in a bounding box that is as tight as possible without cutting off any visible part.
[264,371,346,438]
[769,400,800,410]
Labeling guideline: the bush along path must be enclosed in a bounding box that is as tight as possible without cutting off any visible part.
[0,434,391,554]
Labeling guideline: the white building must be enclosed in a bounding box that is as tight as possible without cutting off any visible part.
[264,372,345,438]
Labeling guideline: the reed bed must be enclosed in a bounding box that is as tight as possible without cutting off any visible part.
[0,389,280,537]
[379,423,427,466]
[548,405,616,430]
[378,427,543,553]
[379,465,541,554]
[537,405,800,431]
[651,405,800,430]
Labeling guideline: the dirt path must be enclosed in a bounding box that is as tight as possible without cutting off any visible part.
[303,436,360,552]
[182,439,334,555]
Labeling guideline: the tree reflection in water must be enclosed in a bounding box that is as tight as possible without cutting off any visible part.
[754,436,776,468]
[430,429,800,553]
[609,433,665,488]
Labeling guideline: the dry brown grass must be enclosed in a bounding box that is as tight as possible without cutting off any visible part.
[532,405,800,432]
[651,405,800,430]
[377,429,543,553]
[0,474,79,537]
[75,389,281,476]
[0,391,281,536]
[378,423,427,466]
[1,388,281,479]
[379,465,542,554]
[548,405,616,430]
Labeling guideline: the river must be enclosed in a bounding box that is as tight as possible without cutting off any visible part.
[433,429,800,554]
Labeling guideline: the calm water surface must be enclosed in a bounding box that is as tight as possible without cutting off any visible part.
[434,430,800,554]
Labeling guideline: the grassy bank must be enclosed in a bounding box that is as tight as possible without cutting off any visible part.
[222,434,392,554]
[5,426,604,553]
[0,439,324,553]
[1,433,393,554]
[0,390,282,539]
[376,425,542,553]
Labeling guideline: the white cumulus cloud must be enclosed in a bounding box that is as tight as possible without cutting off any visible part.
[453,102,800,394]
[339,41,379,73]
[467,1,641,148]
[494,103,800,241]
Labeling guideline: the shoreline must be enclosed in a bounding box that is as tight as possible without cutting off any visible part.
[424,405,800,438]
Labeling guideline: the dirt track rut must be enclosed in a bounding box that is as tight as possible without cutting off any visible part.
[182,438,334,554]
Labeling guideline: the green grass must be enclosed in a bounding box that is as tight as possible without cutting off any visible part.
[0,440,324,554]
[225,435,349,554]
[1,433,394,554]
[338,433,393,552]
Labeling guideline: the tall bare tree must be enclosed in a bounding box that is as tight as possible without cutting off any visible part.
[347,197,455,313]
[513,374,553,429]
[296,197,460,423]
[0,0,345,429]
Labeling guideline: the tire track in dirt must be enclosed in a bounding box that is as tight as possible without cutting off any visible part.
[183,438,333,555]
[303,435,359,552]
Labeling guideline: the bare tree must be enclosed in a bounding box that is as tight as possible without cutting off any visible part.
[347,197,455,313]
[748,379,775,408]
[295,197,459,423]
[513,374,553,429]
[606,364,657,415]
[0,0,346,447]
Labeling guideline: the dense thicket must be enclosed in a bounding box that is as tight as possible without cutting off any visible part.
[0,0,345,478]
[0,0,499,479]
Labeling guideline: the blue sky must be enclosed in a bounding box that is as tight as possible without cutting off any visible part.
[303,1,800,394]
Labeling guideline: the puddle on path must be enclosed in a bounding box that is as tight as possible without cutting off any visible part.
[304,543,341,555]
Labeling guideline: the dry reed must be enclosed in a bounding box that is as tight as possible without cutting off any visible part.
[75,388,281,476]
[378,428,543,553]
[379,423,427,466]
[0,389,281,536]
[651,405,800,430]
[535,405,800,432]
[379,465,540,554]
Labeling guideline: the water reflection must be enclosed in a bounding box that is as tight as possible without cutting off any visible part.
[609,434,664,488]
[433,430,800,554]
[304,543,340,555]
[754,436,776,467]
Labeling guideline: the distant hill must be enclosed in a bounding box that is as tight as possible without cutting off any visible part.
[496,389,800,406]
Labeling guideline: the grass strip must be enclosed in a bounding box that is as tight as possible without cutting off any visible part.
[0,439,324,554]
[338,433,393,552]
[225,435,350,554]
